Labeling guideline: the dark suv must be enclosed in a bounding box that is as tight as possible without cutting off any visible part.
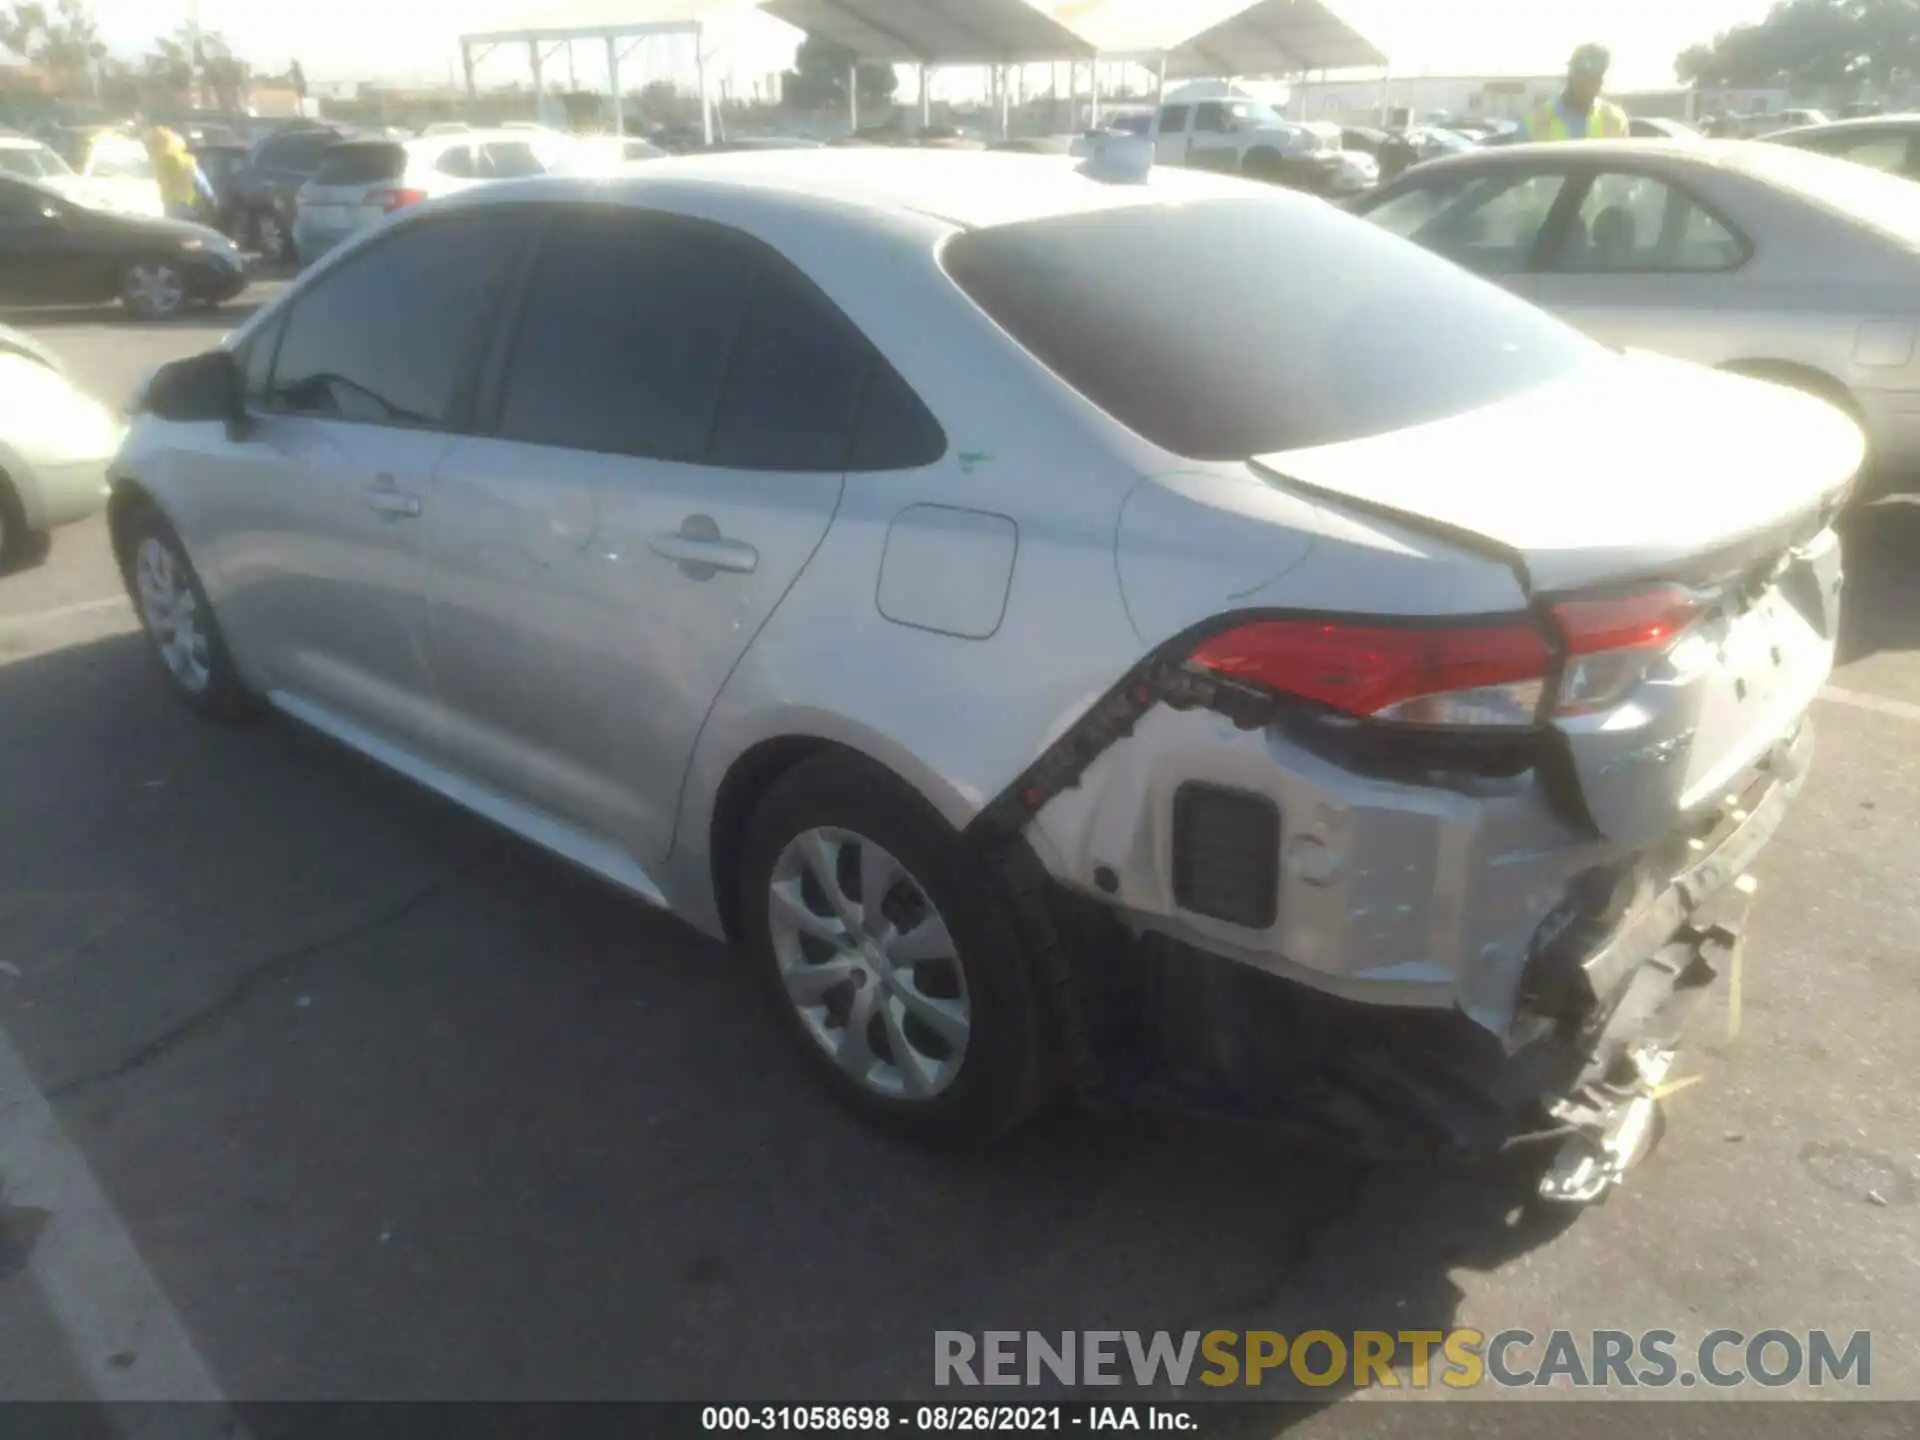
[233,124,352,262]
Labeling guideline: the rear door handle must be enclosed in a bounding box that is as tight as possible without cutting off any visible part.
[647,529,759,575]
[364,476,422,519]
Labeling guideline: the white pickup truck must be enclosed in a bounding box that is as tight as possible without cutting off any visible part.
[1110,96,1378,196]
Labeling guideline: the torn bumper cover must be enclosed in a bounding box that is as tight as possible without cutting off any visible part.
[1058,722,1806,1202]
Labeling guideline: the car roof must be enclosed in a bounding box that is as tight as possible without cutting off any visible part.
[1770,113,1920,139]
[1396,136,1781,176]
[453,148,1264,231]
[405,127,570,153]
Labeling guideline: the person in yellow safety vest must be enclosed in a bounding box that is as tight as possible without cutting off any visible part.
[144,126,201,220]
[1522,44,1631,141]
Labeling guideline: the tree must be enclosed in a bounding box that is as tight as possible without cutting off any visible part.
[0,0,106,97]
[780,34,897,113]
[144,25,249,111]
[1677,0,1920,92]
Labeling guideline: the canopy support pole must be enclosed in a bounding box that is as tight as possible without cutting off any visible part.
[528,40,544,122]
[848,60,859,134]
[696,29,713,144]
[919,63,931,127]
[608,36,623,135]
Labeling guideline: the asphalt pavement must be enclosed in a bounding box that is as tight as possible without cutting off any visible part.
[1,291,1917,1425]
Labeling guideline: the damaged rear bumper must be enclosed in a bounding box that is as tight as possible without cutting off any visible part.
[1060,724,1805,1201]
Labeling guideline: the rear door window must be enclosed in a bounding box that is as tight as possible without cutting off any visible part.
[1819,130,1914,175]
[943,195,1602,460]
[480,141,544,178]
[1552,173,1746,272]
[1156,104,1191,133]
[434,144,478,178]
[496,210,752,459]
[708,261,875,471]
[268,212,526,428]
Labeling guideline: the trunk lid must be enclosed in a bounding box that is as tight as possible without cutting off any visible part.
[1253,351,1854,841]
[1250,351,1863,595]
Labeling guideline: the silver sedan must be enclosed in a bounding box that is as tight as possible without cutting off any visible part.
[1353,138,1920,490]
[109,153,1857,1198]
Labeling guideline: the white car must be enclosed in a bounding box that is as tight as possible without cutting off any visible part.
[69,133,165,218]
[113,153,1855,1197]
[0,134,164,218]
[0,325,120,567]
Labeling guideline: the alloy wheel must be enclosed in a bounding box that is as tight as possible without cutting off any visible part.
[126,263,185,318]
[134,535,211,693]
[767,827,971,1101]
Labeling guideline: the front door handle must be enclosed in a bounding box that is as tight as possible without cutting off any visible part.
[364,476,422,519]
[647,517,758,575]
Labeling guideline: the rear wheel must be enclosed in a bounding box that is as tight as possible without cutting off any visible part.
[738,755,1047,1145]
[1242,146,1290,184]
[120,259,187,320]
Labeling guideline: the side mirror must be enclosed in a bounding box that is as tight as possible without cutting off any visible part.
[144,349,248,436]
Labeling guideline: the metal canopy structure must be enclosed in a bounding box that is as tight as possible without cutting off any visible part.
[458,0,762,144]
[1159,0,1387,77]
[760,0,1098,131]
[759,0,1093,64]
[1043,0,1385,76]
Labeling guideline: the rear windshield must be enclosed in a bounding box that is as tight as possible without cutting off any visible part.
[942,195,1603,460]
[314,143,406,186]
[1739,143,1920,245]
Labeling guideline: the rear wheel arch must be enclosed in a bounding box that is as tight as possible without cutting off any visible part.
[107,480,164,577]
[707,735,973,943]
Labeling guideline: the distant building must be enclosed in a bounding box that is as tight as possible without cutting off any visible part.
[1290,74,1560,125]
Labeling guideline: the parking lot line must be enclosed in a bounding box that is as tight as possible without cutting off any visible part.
[1819,683,1920,726]
[0,1023,230,1408]
[0,595,126,627]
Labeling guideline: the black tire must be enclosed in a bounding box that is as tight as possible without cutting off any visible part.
[117,502,257,722]
[252,208,291,265]
[738,754,1047,1146]
[0,475,51,572]
[1242,146,1289,183]
[119,258,188,321]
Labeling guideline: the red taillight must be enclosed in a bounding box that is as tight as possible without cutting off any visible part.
[1552,587,1700,656]
[372,187,427,212]
[1190,618,1551,728]
[1548,586,1701,716]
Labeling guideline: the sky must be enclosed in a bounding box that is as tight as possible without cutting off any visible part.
[77,0,1783,93]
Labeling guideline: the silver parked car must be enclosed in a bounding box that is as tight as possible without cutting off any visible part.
[110,153,1859,1198]
[1353,138,1920,491]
